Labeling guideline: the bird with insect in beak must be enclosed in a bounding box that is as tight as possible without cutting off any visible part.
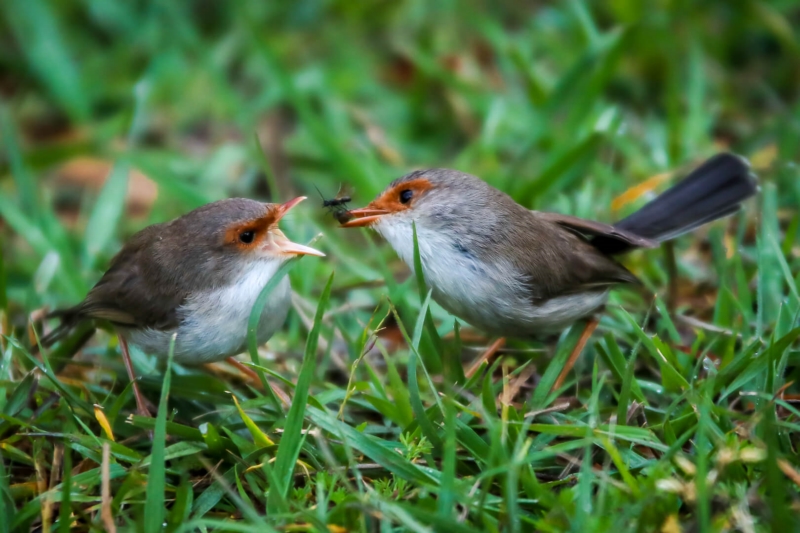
[341,154,757,386]
[39,197,324,417]
[315,185,353,225]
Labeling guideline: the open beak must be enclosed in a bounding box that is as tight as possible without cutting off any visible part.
[272,231,325,257]
[339,207,390,228]
[269,197,325,257]
[275,196,307,221]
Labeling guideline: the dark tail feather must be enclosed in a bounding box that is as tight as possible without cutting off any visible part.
[613,153,757,242]
[38,308,80,349]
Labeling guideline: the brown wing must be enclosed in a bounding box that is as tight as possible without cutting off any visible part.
[70,227,188,330]
[525,243,641,302]
[498,211,644,304]
[539,212,659,254]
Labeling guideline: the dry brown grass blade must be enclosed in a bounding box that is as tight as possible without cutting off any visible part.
[778,459,800,488]
[501,363,537,406]
[773,380,795,401]
[34,444,49,531]
[524,402,572,419]
[101,442,117,533]
[39,442,61,533]
[465,337,505,379]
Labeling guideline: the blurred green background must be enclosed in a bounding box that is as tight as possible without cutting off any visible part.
[2,0,798,328]
[1,1,800,531]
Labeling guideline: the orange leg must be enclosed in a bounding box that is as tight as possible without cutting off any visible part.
[465,337,506,379]
[552,318,600,392]
[119,336,151,417]
[226,357,262,382]
[226,357,290,407]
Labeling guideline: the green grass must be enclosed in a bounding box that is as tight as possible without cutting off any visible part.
[1,1,800,531]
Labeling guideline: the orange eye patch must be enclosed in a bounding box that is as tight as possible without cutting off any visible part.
[368,178,433,213]
[223,208,280,249]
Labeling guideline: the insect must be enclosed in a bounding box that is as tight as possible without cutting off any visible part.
[316,185,353,224]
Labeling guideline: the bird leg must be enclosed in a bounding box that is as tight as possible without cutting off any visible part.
[226,357,290,407]
[225,356,261,382]
[119,336,151,417]
[552,317,600,392]
[465,337,506,379]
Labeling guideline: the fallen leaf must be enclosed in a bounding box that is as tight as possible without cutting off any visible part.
[612,171,672,212]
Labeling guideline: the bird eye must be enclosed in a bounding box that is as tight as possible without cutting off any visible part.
[239,230,256,244]
[399,189,413,204]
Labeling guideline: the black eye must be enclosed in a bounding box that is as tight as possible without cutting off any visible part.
[239,230,255,244]
[399,189,413,204]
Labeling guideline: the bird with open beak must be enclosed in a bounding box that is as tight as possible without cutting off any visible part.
[41,197,324,416]
[341,154,757,384]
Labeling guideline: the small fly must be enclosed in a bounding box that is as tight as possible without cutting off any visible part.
[316,185,353,224]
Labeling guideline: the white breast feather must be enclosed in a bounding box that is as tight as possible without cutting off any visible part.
[126,260,291,363]
[375,216,607,336]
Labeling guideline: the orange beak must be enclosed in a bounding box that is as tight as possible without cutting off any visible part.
[275,196,307,221]
[339,207,390,228]
[269,197,325,257]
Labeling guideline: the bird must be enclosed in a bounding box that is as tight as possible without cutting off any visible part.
[39,196,324,416]
[341,153,757,386]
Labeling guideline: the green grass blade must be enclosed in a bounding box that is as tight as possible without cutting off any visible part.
[396,502,485,533]
[56,441,72,533]
[437,387,457,519]
[396,292,443,450]
[2,0,89,121]
[758,183,782,335]
[0,235,6,316]
[529,321,588,408]
[246,242,319,404]
[13,342,93,415]
[0,447,12,533]
[231,396,274,448]
[247,25,376,195]
[615,339,639,425]
[252,132,282,202]
[619,309,689,393]
[412,222,444,373]
[0,195,83,299]
[0,106,37,217]
[82,163,130,266]
[83,80,149,266]
[143,335,175,533]
[190,467,234,519]
[269,271,334,509]
[307,407,437,486]
[598,333,646,404]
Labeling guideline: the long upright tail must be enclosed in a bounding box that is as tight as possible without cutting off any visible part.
[613,153,757,243]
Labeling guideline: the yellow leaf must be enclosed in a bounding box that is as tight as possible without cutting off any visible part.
[661,514,682,533]
[750,144,778,171]
[724,233,735,259]
[612,172,672,213]
[94,404,115,442]
[244,462,264,474]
